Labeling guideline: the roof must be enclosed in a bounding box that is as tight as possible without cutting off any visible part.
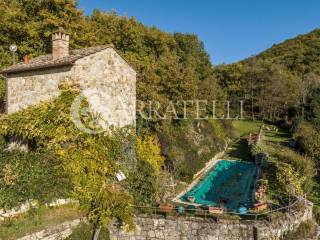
[0,45,121,74]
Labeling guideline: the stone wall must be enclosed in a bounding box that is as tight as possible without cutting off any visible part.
[72,48,136,127]
[5,47,136,128]
[0,198,75,222]
[17,219,81,240]
[6,66,72,114]
[109,198,313,240]
[255,198,314,240]
[110,216,254,240]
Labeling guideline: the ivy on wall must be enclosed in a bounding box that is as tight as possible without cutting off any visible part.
[0,83,165,233]
[0,83,83,149]
[0,149,71,209]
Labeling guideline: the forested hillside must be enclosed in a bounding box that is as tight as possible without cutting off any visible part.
[257,29,320,75]
[214,29,320,123]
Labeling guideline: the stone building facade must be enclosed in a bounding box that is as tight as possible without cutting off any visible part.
[1,28,136,128]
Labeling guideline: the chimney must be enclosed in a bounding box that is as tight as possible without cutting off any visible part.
[52,27,69,60]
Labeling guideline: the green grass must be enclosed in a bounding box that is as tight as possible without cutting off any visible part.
[0,204,82,240]
[227,120,291,161]
[225,120,263,160]
[232,120,290,144]
[232,120,263,137]
[223,138,251,161]
[264,126,290,143]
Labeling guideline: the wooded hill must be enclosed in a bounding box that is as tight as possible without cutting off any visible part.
[214,29,320,123]
[254,29,320,75]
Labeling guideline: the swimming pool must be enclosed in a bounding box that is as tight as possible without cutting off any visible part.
[180,160,259,212]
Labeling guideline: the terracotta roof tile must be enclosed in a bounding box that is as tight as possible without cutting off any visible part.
[1,45,113,74]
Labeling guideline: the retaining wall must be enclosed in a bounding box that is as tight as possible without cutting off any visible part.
[109,198,313,240]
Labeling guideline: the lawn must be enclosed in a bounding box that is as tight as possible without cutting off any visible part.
[232,120,263,137]
[224,120,263,160]
[226,120,290,161]
[0,204,82,240]
[223,138,251,161]
[264,127,290,143]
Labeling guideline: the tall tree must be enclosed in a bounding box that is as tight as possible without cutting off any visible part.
[0,0,85,66]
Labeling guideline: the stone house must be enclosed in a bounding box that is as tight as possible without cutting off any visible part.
[0,28,136,129]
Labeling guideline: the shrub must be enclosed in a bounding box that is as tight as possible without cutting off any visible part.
[274,148,316,195]
[275,162,304,196]
[0,134,6,148]
[0,150,71,209]
[294,122,320,161]
[158,119,232,182]
[135,135,164,172]
[127,159,159,206]
[125,134,165,205]
[290,115,303,135]
[256,179,268,188]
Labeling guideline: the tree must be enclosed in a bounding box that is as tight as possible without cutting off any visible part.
[257,64,302,122]
[0,0,86,67]
[214,28,320,123]
[61,132,135,240]
[307,85,320,127]
[127,135,165,206]
[294,123,320,162]
[135,135,164,172]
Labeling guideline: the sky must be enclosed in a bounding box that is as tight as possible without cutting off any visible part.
[78,0,320,65]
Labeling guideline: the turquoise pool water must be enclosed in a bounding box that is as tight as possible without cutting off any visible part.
[180,160,258,212]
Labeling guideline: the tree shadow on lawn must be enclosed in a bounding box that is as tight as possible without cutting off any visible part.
[264,130,290,144]
[225,138,251,161]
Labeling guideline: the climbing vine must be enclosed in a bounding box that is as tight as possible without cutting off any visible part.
[0,84,164,234]
[0,149,71,209]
